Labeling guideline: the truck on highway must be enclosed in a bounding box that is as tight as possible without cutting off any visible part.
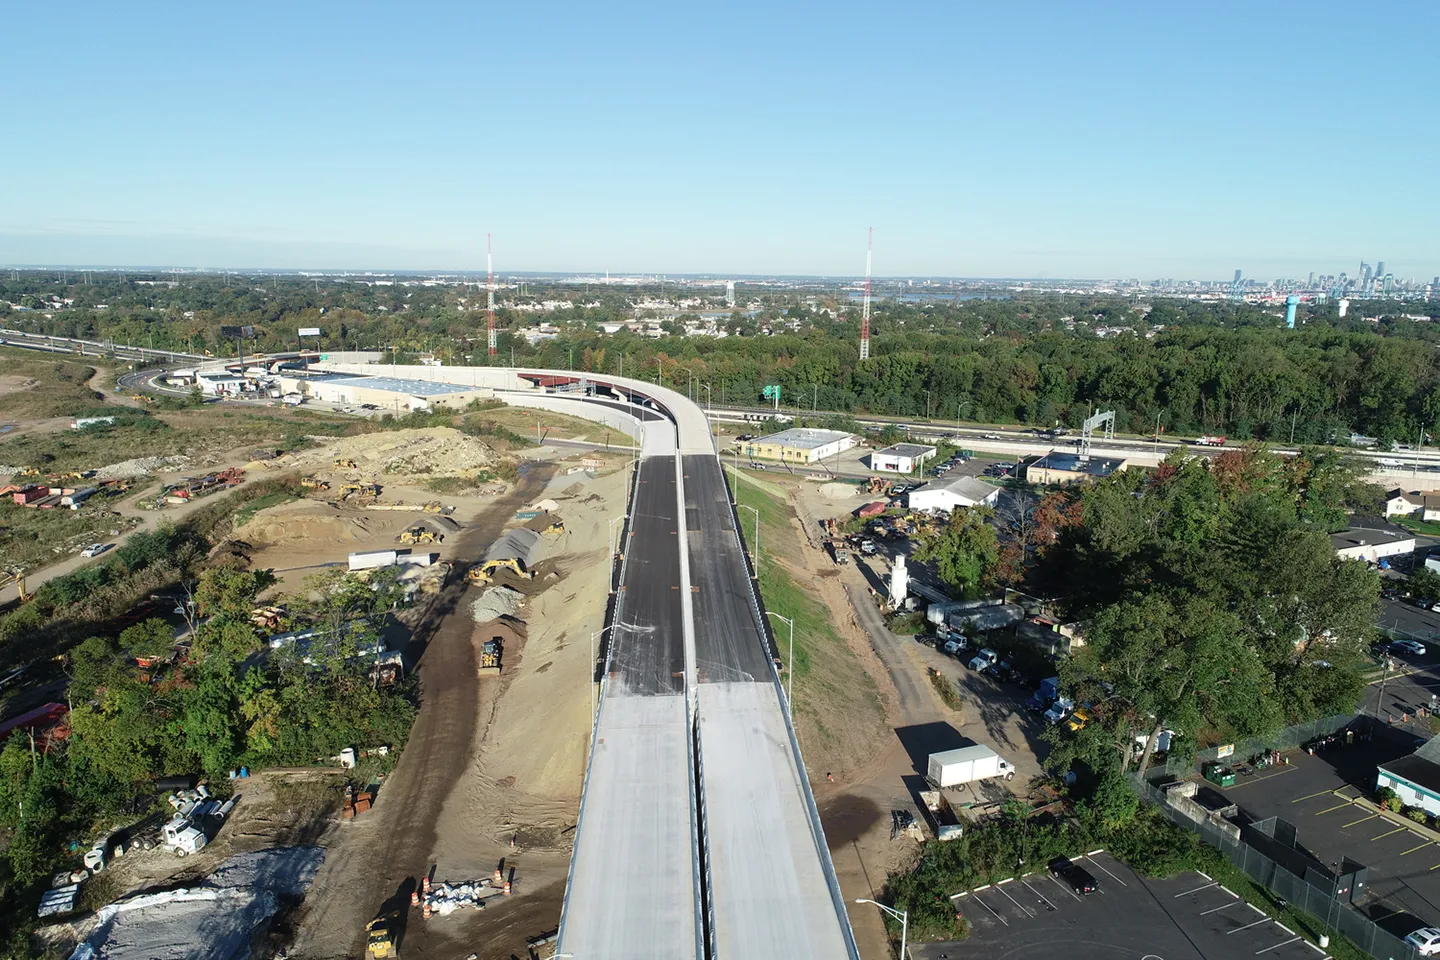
[1195,435,1227,446]
[927,744,1015,787]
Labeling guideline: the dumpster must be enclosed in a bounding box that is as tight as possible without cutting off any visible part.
[1202,762,1236,788]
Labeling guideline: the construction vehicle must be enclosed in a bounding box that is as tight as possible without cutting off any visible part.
[467,557,531,584]
[334,457,357,469]
[248,606,286,630]
[364,917,396,959]
[14,466,40,479]
[398,525,442,545]
[422,501,447,514]
[541,519,564,536]
[339,482,380,502]
[300,476,329,491]
[1,568,30,602]
[478,638,502,676]
[865,476,894,496]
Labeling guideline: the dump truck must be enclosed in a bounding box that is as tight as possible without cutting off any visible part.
[300,476,329,491]
[478,638,502,676]
[334,457,357,469]
[398,526,442,545]
[927,744,1015,787]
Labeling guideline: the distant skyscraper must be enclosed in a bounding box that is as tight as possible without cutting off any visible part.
[1234,269,1242,284]
[1307,271,1315,288]
[1377,261,1386,279]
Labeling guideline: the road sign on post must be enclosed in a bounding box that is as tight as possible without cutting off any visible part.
[762,385,780,410]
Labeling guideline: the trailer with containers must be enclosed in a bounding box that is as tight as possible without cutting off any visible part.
[927,744,1015,787]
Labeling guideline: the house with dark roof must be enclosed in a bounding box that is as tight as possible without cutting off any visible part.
[1378,735,1440,816]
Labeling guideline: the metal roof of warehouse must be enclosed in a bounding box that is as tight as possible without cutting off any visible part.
[1031,451,1125,476]
[875,442,936,458]
[313,374,476,397]
[755,428,852,450]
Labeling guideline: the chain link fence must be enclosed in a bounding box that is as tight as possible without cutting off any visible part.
[1161,713,1357,777]
[1134,776,1422,959]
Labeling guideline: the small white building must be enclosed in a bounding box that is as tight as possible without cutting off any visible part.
[906,476,1000,514]
[1424,495,1440,523]
[1330,522,1415,564]
[1385,489,1423,518]
[1378,735,1440,817]
[872,443,937,474]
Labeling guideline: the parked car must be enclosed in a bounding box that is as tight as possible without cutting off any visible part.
[1044,697,1074,724]
[1049,857,1098,894]
[81,543,111,558]
[1406,928,1440,956]
[1065,706,1092,732]
[1391,639,1428,657]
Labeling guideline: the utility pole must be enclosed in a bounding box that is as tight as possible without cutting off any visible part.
[487,234,497,358]
[859,227,873,361]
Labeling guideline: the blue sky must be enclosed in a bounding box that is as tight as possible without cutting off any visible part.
[3,1,1436,279]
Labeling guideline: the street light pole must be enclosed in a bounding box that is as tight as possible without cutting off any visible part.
[767,611,795,708]
[590,625,617,719]
[854,899,907,959]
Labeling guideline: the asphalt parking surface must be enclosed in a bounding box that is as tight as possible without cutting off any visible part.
[915,852,1324,960]
[1210,748,1440,928]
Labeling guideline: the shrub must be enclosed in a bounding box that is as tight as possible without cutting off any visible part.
[1407,806,1429,823]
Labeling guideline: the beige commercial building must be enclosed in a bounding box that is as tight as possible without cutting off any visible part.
[276,373,493,412]
[736,428,856,465]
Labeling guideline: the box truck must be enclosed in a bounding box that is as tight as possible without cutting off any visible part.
[927,744,1015,787]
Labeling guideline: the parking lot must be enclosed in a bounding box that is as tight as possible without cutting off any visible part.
[915,852,1327,960]
[1207,746,1440,931]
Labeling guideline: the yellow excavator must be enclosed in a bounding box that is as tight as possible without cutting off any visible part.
[334,457,357,469]
[398,525,442,545]
[466,557,530,584]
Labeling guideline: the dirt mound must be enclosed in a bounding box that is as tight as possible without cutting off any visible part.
[239,500,374,545]
[297,427,495,477]
[820,482,858,500]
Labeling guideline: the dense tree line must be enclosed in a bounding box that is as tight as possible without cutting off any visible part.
[0,537,414,893]
[5,274,1440,443]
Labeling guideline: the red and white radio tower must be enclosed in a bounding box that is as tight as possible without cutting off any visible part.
[859,227,873,361]
[487,233,497,357]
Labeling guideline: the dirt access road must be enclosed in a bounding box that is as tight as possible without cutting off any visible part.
[289,464,554,960]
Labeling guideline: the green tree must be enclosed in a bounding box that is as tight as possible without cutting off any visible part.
[913,508,1000,598]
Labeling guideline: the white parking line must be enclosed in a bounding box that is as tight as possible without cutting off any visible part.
[994,879,1038,918]
[1227,916,1272,935]
[1175,881,1219,898]
[1022,878,1058,912]
[1218,885,1238,898]
[1197,870,1213,881]
[1201,900,1241,916]
[970,890,1009,926]
[1048,873,1083,902]
[1256,936,1303,954]
[1085,857,1128,887]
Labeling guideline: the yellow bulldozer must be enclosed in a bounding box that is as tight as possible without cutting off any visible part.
[364,917,396,959]
[541,520,565,536]
[398,525,442,545]
[300,476,329,491]
[14,466,40,479]
[334,457,357,469]
[466,557,530,585]
[339,482,380,502]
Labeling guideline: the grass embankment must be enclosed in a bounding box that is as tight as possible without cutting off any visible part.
[0,349,117,419]
[728,466,885,763]
[233,490,301,528]
[0,495,142,573]
[0,408,352,474]
[1396,516,1440,536]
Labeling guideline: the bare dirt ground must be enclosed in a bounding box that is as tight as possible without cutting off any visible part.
[788,475,1053,959]
[288,458,623,960]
